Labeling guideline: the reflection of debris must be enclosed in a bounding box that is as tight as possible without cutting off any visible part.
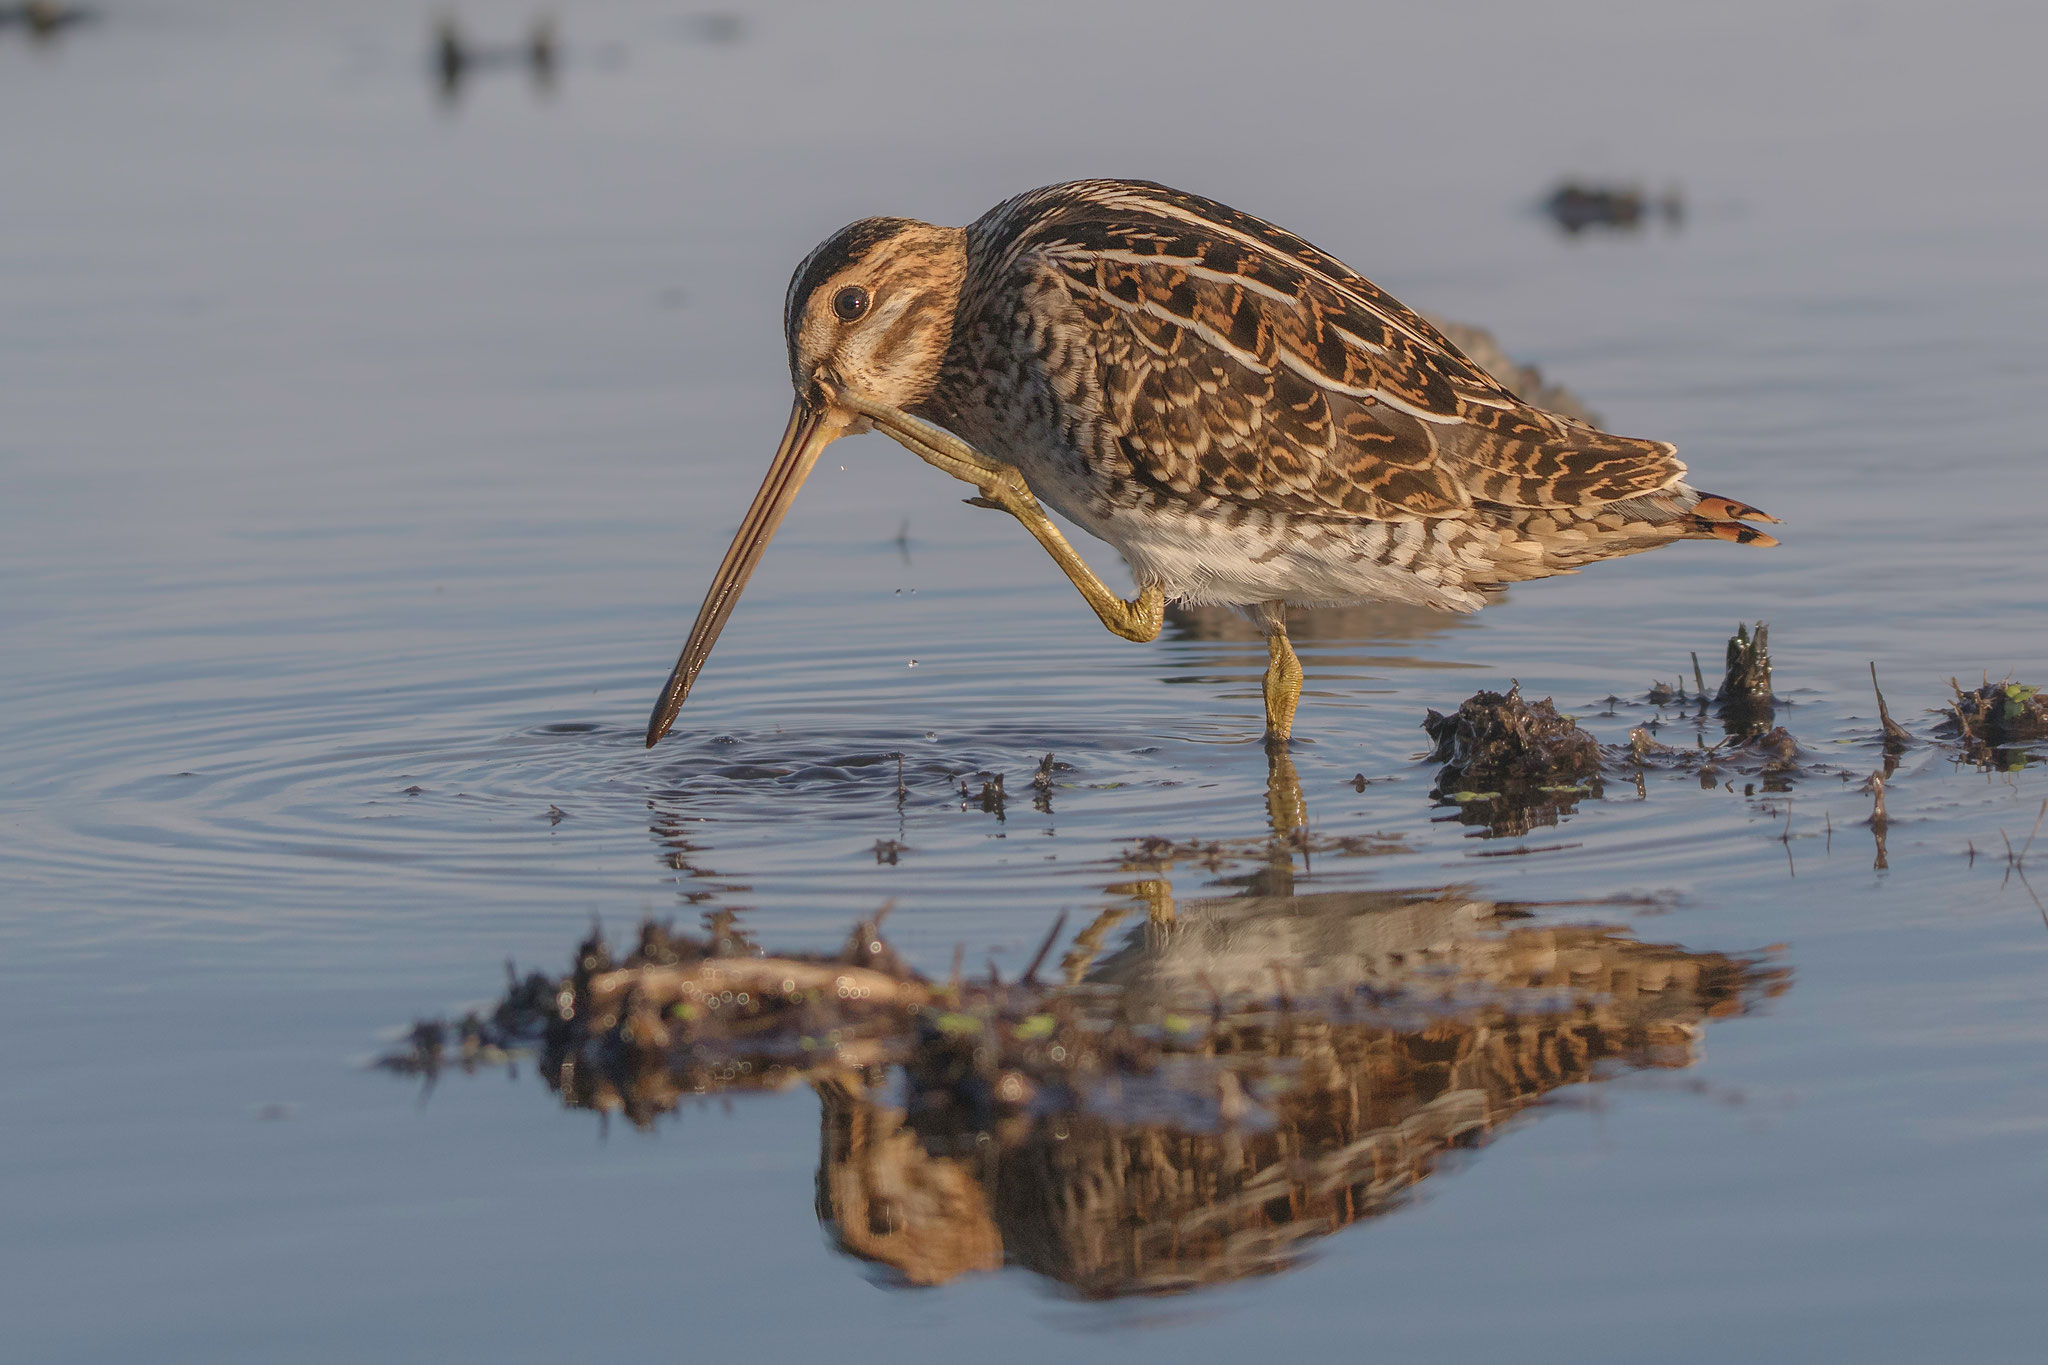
[1999,800,2044,915]
[1543,180,1684,234]
[384,894,1786,1297]
[382,909,915,1106]
[1718,622,1774,737]
[1425,684,1603,835]
[1862,772,1890,870]
[872,838,906,865]
[1431,319,1599,424]
[1119,827,1404,876]
[1944,676,2048,766]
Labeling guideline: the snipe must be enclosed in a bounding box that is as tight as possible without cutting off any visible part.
[645,179,1775,748]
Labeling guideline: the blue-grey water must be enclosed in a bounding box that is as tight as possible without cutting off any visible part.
[5,1,2047,1359]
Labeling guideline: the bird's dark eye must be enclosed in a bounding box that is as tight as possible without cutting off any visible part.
[832,285,870,322]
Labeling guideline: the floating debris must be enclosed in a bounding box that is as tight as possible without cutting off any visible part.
[1625,724,1801,791]
[1426,684,1603,787]
[433,13,559,103]
[960,771,1005,820]
[1944,677,2047,766]
[1543,180,1684,234]
[1645,677,1688,708]
[382,892,1786,1296]
[1030,751,1059,813]
[1424,684,1603,835]
[0,1,96,41]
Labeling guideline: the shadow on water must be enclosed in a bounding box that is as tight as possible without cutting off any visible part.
[386,759,1791,1299]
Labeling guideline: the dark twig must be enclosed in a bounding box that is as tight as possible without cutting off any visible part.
[1870,662,1911,751]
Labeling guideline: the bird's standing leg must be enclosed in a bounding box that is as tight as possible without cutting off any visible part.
[1259,605,1304,745]
[837,393,1164,643]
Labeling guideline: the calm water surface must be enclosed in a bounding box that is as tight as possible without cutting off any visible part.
[5,1,2047,1360]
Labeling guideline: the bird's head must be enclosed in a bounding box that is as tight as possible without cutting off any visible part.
[644,217,968,747]
[782,217,966,416]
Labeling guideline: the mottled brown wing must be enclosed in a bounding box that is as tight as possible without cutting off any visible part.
[1000,181,1686,519]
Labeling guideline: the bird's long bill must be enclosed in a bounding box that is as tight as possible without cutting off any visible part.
[644,399,839,747]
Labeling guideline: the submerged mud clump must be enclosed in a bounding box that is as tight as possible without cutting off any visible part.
[383,895,1787,1297]
[1424,684,1604,835]
[1944,678,2048,765]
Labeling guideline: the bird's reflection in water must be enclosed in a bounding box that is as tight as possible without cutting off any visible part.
[816,884,1784,1296]
[528,635,1786,1299]
[412,761,1784,1300]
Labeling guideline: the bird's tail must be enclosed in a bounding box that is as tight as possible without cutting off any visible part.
[1685,492,1780,547]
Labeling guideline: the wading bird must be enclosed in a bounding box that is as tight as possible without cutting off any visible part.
[645,180,1775,749]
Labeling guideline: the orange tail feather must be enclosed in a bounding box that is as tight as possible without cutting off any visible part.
[1687,490,1780,546]
[1691,517,1780,547]
[1693,494,1780,525]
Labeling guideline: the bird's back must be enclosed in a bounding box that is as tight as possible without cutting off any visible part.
[936,180,1771,579]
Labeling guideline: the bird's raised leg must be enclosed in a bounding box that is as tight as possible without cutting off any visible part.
[837,393,1164,643]
[1260,606,1304,745]
[972,486,1165,642]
